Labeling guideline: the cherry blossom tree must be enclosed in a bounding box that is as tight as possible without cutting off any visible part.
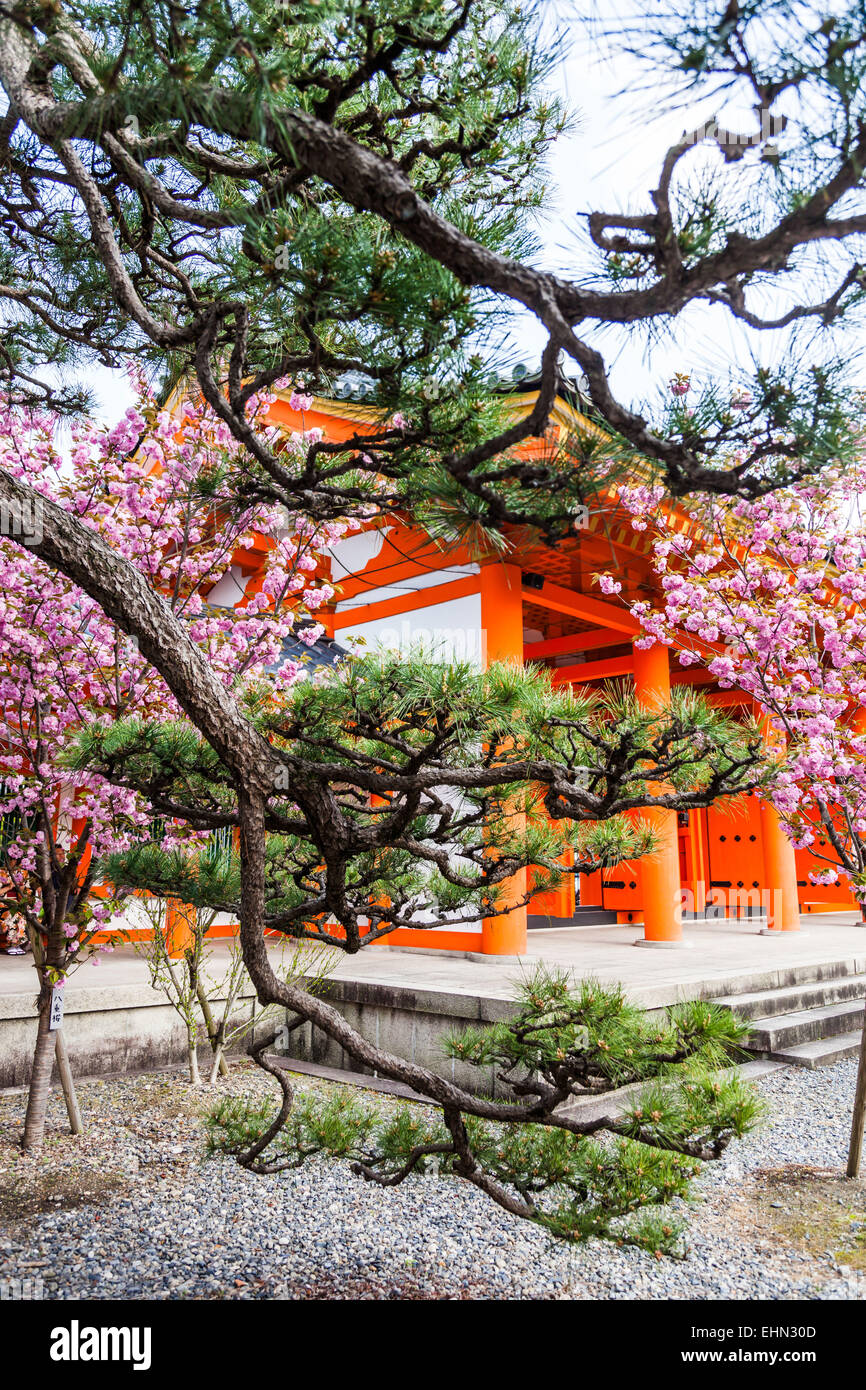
[0,377,352,1148]
[604,417,866,1174]
[612,454,866,904]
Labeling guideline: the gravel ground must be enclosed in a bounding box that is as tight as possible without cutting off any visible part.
[1,1059,865,1301]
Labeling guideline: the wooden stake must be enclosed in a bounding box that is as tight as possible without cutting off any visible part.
[847,1005,866,1179]
[54,1027,82,1135]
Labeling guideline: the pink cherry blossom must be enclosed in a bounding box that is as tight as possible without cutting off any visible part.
[0,376,353,972]
[607,452,866,904]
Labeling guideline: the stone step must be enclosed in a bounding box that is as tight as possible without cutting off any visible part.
[712,956,866,1004]
[715,973,866,1020]
[736,1059,790,1082]
[561,1058,788,1122]
[770,1031,863,1069]
[745,1000,866,1052]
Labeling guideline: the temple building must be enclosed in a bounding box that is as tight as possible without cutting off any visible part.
[210,380,856,957]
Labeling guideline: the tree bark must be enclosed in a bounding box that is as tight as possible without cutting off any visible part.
[187,1039,201,1086]
[0,469,275,787]
[23,920,75,1149]
[196,982,230,1081]
[207,1044,224,1087]
[22,998,57,1150]
[234,789,545,1121]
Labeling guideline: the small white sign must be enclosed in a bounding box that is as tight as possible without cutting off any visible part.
[48,983,64,1031]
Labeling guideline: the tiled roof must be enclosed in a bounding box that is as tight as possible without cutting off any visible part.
[267,632,346,675]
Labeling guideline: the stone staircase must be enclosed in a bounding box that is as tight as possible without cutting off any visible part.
[714,969,866,1069]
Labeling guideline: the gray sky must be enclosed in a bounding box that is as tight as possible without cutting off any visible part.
[514,8,865,415]
[87,5,863,425]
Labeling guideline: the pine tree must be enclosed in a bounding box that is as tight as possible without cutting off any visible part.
[87,654,765,951]
[1,0,864,1221]
[207,966,761,1256]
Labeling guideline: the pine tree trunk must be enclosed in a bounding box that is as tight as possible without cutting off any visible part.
[22,997,57,1150]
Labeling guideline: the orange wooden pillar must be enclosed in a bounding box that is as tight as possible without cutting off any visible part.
[165,898,197,957]
[688,810,708,917]
[632,642,685,947]
[579,868,603,907]
[759,801,800,932]
[530,846,576,920]
[479,564,527,955]
[758,719,800,933]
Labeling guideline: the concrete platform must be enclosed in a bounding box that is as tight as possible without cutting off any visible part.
[0,945,263,1089]
[2,913,864,1092]
[294,913,866,1092]
[325,912,866,1012]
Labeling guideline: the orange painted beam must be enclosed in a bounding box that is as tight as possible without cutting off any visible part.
[670,668,717,686]
[524,628,628,660]
[552,655,633,684]
[707,690,753,707]
[529,649,749,698]
[761,799,801,932]
[335,554,474,601]
[267,396,374,443]
[523,575,727,669]
[331,521,476,601]
[518,578,640,636]
[481,564,523,666]
[330,574,479,630]
[758,716,800,932]
[688,809,708,916]
[165,899,197,958]
[372,928,482,952]
[231,531,275,572]
[528,847,575,919]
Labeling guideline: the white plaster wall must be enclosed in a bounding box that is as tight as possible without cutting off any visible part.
[329,536,485,937]
[205,565,250,607]
[338,592,484,667]
[326,529,391,581]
